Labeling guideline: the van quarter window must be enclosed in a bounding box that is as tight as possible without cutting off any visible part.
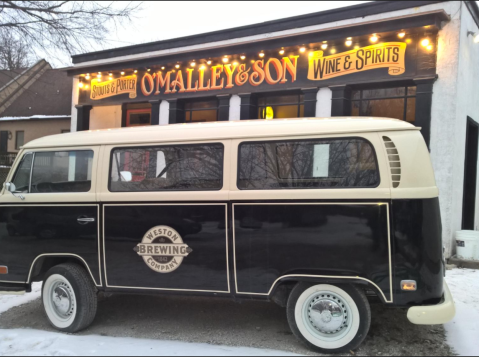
[109,143,224,192]
[25,151,94,193]
[238,138,379,189]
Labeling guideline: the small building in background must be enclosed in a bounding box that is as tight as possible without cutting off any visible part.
[0,59,71,169]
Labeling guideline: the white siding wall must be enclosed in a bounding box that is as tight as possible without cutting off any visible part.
[430,2,479,257]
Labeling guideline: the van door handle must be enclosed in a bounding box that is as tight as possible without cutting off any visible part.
[77,216,95,225]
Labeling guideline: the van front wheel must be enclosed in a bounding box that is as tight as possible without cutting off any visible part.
[42,263,97,333]
[286,282,371,354]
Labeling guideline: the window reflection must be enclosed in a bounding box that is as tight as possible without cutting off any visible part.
[184,99,218,122]
[258,93,305,119]
[351,86,416,123]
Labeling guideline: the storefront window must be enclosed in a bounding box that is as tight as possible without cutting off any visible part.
[184,99,218,122]
[126,103,152,127]
[351,86,416,123]
[257,93,304,120]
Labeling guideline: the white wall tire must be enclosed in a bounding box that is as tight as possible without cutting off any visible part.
[287,283,371,353]
[42,263,97,333]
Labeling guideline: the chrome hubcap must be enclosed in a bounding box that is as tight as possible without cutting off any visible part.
[308,293,349,335]
[51,282,75,319]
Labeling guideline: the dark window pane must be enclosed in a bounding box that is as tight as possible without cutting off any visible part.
[238,138,379,189]
[406,98,416,123]
[299,104,305,118]
[30,151,93,193]
[259,94,302,105]
[352,101,360,116]
[360,98,405,119]
[352,90,361,100]
[189,109,217,122]
[110,144,224,192]
[362,87,405,99]
[185,100,218,110]
[12,152,33,193]
[407,86,417,96]
[128,111,151,126]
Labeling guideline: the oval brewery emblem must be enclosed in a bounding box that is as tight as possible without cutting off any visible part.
[133,225,192,273]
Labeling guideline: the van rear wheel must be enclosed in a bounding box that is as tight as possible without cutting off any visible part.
[42,263,97,333]
[286,282,371,354]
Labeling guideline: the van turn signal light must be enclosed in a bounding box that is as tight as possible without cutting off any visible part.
[0,266,8,274]
[401,280,417,291]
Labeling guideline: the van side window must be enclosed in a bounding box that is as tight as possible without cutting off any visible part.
[30,151,94,193]
[109,144,224,192]
[11,152,33,193]
[238,138,379,189]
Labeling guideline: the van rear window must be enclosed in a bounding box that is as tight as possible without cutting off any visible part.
[109,144,224,192]
[238,138,379,190]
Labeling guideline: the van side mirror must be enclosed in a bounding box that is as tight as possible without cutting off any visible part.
[4,182,24,200]
[4,182,16,193]
[120,171,133,182]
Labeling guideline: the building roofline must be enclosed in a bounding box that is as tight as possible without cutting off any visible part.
[71,1,444,64]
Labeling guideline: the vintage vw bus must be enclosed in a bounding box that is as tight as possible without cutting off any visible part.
[0,118,455,353]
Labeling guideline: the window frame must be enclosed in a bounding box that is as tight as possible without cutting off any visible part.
[15,131,24,150]
[107,142,225,193]
[236,136,381,190]
[126,108,152,127]
[257,92,305,119]
[8,148,97,197]
[351,86,416,122]
[183,98,219,123]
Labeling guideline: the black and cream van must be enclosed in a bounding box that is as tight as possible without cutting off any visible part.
[0,118,455,353]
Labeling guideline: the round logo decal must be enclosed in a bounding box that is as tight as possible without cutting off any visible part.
[133,225,192,273]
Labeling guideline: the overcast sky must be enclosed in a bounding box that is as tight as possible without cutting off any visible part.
[61,1,367,66]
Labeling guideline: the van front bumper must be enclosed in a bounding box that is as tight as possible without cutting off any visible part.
[407,281,455,325]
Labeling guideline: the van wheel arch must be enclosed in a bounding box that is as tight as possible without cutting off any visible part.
[29,256,94,284]
[270,277,380,307]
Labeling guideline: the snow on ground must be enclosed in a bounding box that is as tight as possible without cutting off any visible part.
[0,283,41,315]
[0,329,299,356]
[0,284,296,356]
[445,268,479,357]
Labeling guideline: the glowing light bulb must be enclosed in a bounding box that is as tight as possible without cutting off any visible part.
[109,73,112,76]
[200,65,206,70]
[147,69,151,72]
[207,60,212,65]
[85,74,90,80]
[321,43,328,50]
[233,62,238,66]
[370,34,379,43]
[161,66,165,70]
[222,57,229,63]
[175,64,180,69]
[406,39,412,44]
[121,71,125,75]
[191,62,196,67]
[240,55,246,60]
[330,48,337,54]
[259,52,265,58]
[398,32,406,38]
[345,39,353,46]
[427,44,433,51]
[308,52,314,57]
[78,81,84,88]
[279,49,285,55]
[421,38,430,47]
[300,47,306,53]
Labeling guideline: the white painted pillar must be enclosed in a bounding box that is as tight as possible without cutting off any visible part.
[316,88,332,117]
[229,94,241,121]
[71,77,80,132]
[159,100,170,125]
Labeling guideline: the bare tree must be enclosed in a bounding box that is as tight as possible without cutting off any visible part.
[0,29,32,70]
[0,1,141,64]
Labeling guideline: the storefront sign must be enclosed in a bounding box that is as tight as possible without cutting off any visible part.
[308,42,407,81]
[90,75,137,100]
[139,56,299,97]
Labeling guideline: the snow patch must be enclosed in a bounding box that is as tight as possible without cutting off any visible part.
[0,282,42,315]
[444,268,479,356]
[0,115,70,121]
[0,329,299,356]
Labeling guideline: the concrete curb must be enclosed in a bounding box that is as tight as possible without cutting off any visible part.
[448,256,479,270]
